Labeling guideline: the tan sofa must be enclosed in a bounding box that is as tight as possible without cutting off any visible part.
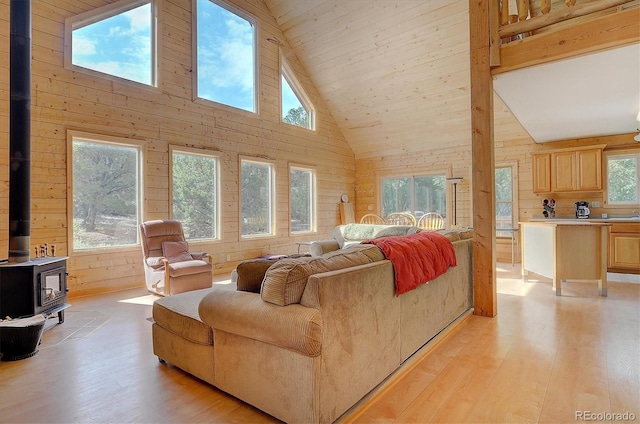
[152,229,473,423]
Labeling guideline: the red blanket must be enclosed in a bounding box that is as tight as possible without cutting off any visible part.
[363,232,457,295]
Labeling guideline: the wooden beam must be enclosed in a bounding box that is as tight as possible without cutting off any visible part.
[494,6,640,74]
[498,0,632,38]
[469,0,497,317]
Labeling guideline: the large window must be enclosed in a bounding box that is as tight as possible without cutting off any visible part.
[290,165,316,233]
[606,151,639,206]
[496,163,518,236]
[281,57,315,130]
[66,0,156,86]
[195,0,256,112]
[171,147,220,240]
[381,174,446,219]
[241,158,275,237]
[69,132,143,250]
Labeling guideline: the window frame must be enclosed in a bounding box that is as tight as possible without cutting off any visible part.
[169,145,222,242]
[239,156,276,239]
[289,164,317,234]
[378,170,448,224]
[280,54,316,130]
[64,0,159,88]
[66,130,145,254]
[192,0,259,114]
[604,149,640,208]
[495,161,519,237]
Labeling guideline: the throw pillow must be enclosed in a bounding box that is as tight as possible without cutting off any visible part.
[162,241,193,263]
[236,257,280,293]
[261,245,384,306]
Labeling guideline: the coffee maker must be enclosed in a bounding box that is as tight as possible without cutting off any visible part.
[575,201,590,219]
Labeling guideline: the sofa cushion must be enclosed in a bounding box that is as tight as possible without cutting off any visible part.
[236,257,281,293]
[162,241,193,263]
[374,225,422,238]
[436,228,474,242]
[152,288,214,345]
[261,244,385,306]
[333,224,422,248]
[236,254,312,293]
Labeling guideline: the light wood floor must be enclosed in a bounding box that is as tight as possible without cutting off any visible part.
[1,266,638,423]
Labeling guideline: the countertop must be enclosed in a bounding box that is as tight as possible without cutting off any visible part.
[527,217,640,224]
[521,220,612,226]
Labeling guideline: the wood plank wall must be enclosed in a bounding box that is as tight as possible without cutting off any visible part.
[0,0,355,297]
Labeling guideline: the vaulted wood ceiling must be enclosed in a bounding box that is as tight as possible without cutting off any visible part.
[263,0,639,156]
[263,0,472,159]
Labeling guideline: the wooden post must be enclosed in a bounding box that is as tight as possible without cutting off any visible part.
[500,0,509,25]
[541,0,551,14]
[566,0,576,6]
[469,0,497,317]
[517,0,529,21]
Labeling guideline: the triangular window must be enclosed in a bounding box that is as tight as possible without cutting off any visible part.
[281,56,315,130]
[66,0,156,86]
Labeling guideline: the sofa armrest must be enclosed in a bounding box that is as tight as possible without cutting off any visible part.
[198,289,322,357]
[309,240,340,256]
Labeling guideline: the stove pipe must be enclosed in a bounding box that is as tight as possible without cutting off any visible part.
[8,0,31,263]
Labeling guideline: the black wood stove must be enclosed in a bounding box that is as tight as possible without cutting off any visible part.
[0,257,69,323]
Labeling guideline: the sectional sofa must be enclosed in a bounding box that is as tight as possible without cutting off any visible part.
[151,227,473,423]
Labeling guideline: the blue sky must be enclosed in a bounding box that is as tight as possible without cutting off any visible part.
[72,3,152,85]
[72,0,301,116]
[196,0,255,111]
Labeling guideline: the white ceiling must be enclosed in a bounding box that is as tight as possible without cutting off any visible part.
[493,43,640,143]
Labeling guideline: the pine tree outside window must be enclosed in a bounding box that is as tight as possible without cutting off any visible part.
[68,131,143,251]
[171,147,220,240]
[281,56,315,130]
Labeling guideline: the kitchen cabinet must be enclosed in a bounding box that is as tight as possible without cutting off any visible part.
[532,145,604,194]
[576,148,603,191]
[608,223,640,273]
[551,151,577,191]
[532,153,551,193]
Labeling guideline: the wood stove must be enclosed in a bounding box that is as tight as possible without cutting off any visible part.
[0,257,69,323]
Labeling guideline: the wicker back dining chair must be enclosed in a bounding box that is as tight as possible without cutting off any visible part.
[384,212,416,226]
[417,212,445,231]
[359,213,385,224]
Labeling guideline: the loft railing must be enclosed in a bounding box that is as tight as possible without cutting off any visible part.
[490,0,638,66]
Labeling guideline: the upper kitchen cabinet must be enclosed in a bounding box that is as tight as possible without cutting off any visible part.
[532,153,552,193]
[532,145,605,194]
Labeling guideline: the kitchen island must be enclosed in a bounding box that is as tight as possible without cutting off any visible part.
[520,220,611,296]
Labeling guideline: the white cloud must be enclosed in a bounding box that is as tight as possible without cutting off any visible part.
[124,5,151,34]
[73,35,97,55]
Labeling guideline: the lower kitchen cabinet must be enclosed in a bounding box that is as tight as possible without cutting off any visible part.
[608,223,640,273]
